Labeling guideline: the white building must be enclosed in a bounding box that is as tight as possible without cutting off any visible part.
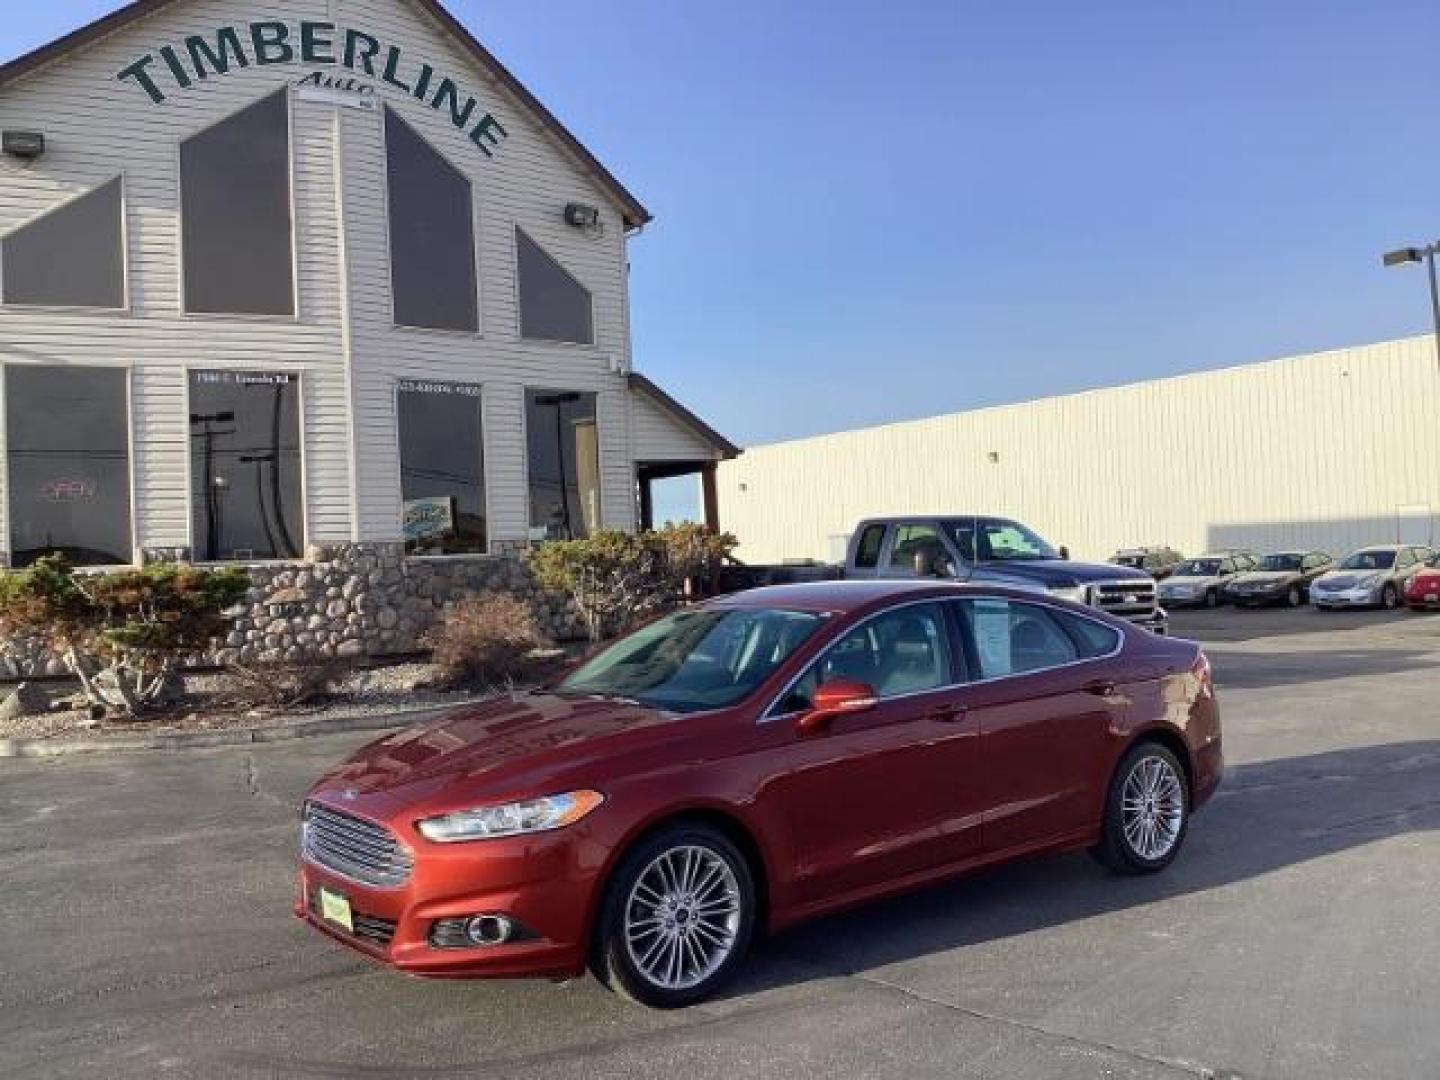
[719,336,1440,565]
[0,0,735,576]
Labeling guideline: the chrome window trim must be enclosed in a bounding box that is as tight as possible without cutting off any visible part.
[759,593,1125,723]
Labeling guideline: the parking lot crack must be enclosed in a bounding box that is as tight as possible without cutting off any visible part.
[242,752,284,806]
[846,971,1226,1078]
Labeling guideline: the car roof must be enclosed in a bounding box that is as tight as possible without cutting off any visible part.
[1350,544,1406,553]
[708,579,967,614]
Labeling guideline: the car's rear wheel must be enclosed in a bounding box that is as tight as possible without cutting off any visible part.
[1286,584,1301,607]
[1382,584,1400,609]
[592,823,756,1008]
[1092,742,1189,874]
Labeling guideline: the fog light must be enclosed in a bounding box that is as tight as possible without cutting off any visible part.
[465,914,513,945]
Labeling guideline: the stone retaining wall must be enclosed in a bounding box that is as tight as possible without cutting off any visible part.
[0,544,585,679]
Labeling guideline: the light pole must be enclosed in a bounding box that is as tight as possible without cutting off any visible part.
[1382,242,1440,372]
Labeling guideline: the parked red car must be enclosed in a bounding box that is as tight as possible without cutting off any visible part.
[297,580,1222,1007]
[1406,553,1440,610]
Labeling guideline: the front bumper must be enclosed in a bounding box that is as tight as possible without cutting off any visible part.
[295,825,598,980]
[1128,608,1169,634]
[1223,587,1287,606]
[1311,587,1380,608]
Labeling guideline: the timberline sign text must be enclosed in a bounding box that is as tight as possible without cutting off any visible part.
[117,22,508,157]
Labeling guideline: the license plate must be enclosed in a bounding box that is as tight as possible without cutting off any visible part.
[318,886,353,933]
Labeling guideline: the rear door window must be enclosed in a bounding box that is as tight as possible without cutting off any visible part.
[954,598,1083,679]
[853,524,886,569]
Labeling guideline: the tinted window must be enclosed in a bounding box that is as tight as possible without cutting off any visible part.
[386,109,478,332]
[181,91,294,315]
[2,178,124,309]
[189,371,303,561]
[1053,609,1121,658]
[526,390,599,541]
[853,524,886,569]
[560,607,822,714]
[777,602,954,713]
[957,598,1080,678]
[516,229,593,344]
[398,381,486,554]
[1340,550,1395,571]
[888,523,942,571]
[6,366,132,567]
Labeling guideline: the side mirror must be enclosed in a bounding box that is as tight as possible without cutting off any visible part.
[1059,545,1071,561]
[795,679,878,736]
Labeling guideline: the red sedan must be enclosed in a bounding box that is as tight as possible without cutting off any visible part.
[1406,554,1440,610]
[297,580,1222,1007]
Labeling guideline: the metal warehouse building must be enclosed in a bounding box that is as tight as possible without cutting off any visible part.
[719,335,1440,566]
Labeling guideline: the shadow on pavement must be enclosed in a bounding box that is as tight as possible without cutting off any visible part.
[725,740,1440,997]
[1211,647,1440,690]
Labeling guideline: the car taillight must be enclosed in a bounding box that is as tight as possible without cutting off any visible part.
[1192,650,1212,690]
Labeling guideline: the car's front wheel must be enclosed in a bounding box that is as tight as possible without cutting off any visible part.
[592,822,756,1008]
[1204,588,1219,608]
[1382,583,1400,609]
[1092,742,1190,874]
[1286,584,1302,607]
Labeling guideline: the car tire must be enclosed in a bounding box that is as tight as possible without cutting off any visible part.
[592,822,756,1008]
[1091,741,1190,875]
[1204,588,1218,608]
[1286,585,1301,608]
[1382,584,1400,610]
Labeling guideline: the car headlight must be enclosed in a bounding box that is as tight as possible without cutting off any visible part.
[417,790,605,843]
[1047,585,1087,604]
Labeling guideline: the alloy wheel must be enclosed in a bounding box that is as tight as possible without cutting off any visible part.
[623,845,742,992]
[1120,755,1185,862]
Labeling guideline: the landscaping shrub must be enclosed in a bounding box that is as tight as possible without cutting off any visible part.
[425,592,550,689]
[528,530,671,641]
[656,522,738,598]
[0,555,251,717]
[215,659,347,711]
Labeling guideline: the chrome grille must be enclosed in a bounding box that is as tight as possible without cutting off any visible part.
[302,801,413,888]
[307,890,397,948]
[1090,579,1158,619]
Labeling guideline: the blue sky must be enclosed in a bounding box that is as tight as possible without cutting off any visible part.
[5,2,1439,520]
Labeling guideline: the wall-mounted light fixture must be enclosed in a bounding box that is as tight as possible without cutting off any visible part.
[564,202,601,229]
[987,451,1001,464]
[3,131,46,160]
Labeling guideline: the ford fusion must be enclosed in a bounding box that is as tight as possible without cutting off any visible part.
[298,581,1222,1008]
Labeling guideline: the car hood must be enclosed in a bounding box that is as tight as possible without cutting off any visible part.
[975,559,1150,589]
[1229,571,1295,587]
[1314,571,1381,589]
[308,693,684,813]
[1161,574,1218,588]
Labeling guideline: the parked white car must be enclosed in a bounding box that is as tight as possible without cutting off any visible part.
[1156,552,1255,608]
[1309,545,1435,610]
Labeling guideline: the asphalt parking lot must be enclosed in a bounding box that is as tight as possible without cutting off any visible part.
[2,607,1438,1080]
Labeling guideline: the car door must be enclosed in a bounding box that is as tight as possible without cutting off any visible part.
[762,601,982,905]
[949,596,1128,853]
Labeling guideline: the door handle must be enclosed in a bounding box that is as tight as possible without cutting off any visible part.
[928,705,968,723]
[1083,679,1117,697]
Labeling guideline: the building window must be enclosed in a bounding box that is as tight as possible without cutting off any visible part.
[526,390,600,541]
[181,90,294,316]
[6,366,132,567]
[398,380,487,554]
[188,371,303,561]
[385,108,478,332]
[1,178,125,309]
[516,229,593,345]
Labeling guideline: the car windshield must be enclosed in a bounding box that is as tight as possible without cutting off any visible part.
[557,608,824,714]
[947,519,1059,562]
[1339,550,1395,571]
[1258,554,1302,572]
[1175,559,1222,576]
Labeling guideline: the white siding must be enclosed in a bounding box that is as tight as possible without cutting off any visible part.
[0,0,645,557]
[719,336,1440,564]
[630,390,723,463]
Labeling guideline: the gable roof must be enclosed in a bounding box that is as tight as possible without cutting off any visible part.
[0,0,652,228]
[629,373,741,460]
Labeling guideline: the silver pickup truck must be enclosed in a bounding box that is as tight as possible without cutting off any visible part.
[845,515,1169,633]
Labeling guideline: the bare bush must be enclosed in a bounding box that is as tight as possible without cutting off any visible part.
[215,660,347,711]
[425,593,550,689]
